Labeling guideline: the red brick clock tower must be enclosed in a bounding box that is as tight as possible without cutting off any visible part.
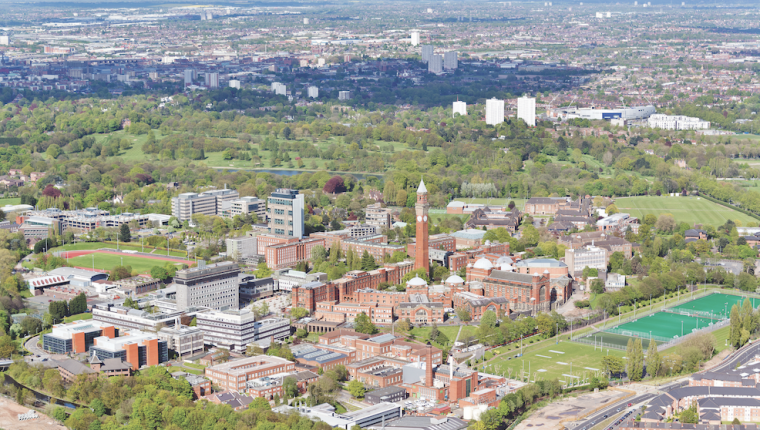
[414,179,430,273]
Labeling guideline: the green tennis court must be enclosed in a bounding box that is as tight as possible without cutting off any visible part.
[603,312,719,341]
[579,332,655,350]
[668,293,760,319]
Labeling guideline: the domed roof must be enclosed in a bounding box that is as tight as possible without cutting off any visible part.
[495,256,514,265]
[445,275,465,284]
[500,264,513,272]
[470,281,484,289]
[473,258,494,270]
[407,275,428,287]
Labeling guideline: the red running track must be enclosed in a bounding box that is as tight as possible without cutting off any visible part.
[60,249,191,263]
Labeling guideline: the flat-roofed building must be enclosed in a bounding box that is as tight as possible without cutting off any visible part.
[205,355,295,392]
[90,329,169,371]
[196,309,290,352]
[174,261,240,311]
[43,320,116,354]
[158,325,205,358]
[273,269,327,292]
[267,188,304,239]
[365,203,392,230]
[226,196,266,221]
[171,192,216,222]
[226,236,258,260]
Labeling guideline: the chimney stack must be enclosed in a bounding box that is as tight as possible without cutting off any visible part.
[425,343,433,387]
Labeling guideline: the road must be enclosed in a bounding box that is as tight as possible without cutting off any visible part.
[709,340,760,372]
[24,335,48,358]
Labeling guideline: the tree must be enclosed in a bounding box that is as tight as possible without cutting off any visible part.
[0,335,16,358]
[456,307,472,322]
[601,356,625,377]
[291,307,309,319]
[626,338,644,381]
[253,301,269,319]
[119,223,131,242]
[655,214,677,233]
[110,265,132,281]
[733,418,742,425]
[323,176,347,194]
[590,279,605,295]
[123,297,140,309]
[49,301,69,321]
[680,404,698,424]
[354,312,378,334]
[90,398,106,417]
[52,407,68,423]
[647,339,661,378]
[347,380,365,398]
[255,261,272,278]
[360,250,378,271]
[295,328,308,338]
[20,317,42,336]
[730,303,742,348]
[150,266,170,281]
[69,292,87,315]
[283,376,299,398]
[250,397,271,410]
[33,238,55,254]
[606,204,619,215]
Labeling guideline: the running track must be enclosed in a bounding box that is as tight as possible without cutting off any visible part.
[60,249,191,263]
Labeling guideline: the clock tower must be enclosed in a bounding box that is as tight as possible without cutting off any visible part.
[414,179,429,273]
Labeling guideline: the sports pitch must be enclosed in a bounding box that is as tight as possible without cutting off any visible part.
[614,196,756,225]
[668,293,760,319]
[604,312,719,344]
[64,251,191,274]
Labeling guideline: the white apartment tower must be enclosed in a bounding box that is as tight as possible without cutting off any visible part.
[453,101,467,117]
[411,31,420,46]
[272,82,286,96]
[339,91,351,101]
[303,18,310,25]
[267,188,305,239]
[183,69,194,86]
[428,55,443,74]
[517,96,536,127]
[443,51,458,70]
[307,86,319,98]
[207,72,219,89]
[485,98,505,126]
[229,79,241,89]
[421,45,434,63]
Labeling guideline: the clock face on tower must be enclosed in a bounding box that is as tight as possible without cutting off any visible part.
[417,216,422,222]
[423,215,427,222]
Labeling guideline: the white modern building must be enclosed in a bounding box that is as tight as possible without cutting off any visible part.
[196,310,291,352]
[173,261,240,311]
[0,35,9,46]
[647,114,710,130]
[428,54,443,74]
[206,72,219,89]
[443,51,458,70]
[485,98,505,126]
[267,188,305,239]
[171,189,239,222]
[552,105,656,121]
[453,101,467,117]
[303,18,309,24]
[307,86,319,98]
[157,325,204,357]
[229,79,241,89]
[273,269,328,292]
[421,45,434,63]
[564,246,607,278]
[517,96,536,127]
[339,91,351,101]
[272,82,287,96]
[183,69,194,86]
[410,31,420,46]
[226,236,258,260]
[605,273,626,290]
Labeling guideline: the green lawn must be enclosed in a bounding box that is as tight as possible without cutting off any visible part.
[64,313,92,323]
[49,242,188,258]
[168,366,203,375]
[450,198,527,208]
[0,197,21,206]
[182,362,206,370]
[306,332,321,343]
[65,252,189,274]
[614,195,757,226]
[428,213,471,225]
[487,339,626,383]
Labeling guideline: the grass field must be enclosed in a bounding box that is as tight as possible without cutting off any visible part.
[65,252,190,274]
[614,196,757,225]
[49,242,188,258]
[0,198,21,206]
[64,313,92,323]
[450,198,527,208]
[487,339,625,383]
[168,366,203,375]
[604,312,718,344]
[668,293,760,318]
